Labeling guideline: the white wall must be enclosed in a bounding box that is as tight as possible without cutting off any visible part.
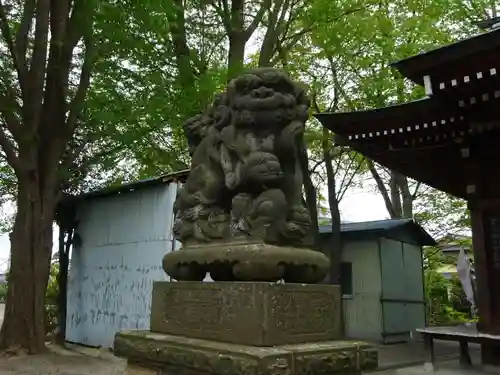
[66,183,180,348]
[341,239,383,341]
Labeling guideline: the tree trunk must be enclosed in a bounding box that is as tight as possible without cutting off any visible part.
[367,159,417,220]
[258,0,285,67]
[0,183,55,353]
[298,141,320,248]
[389,171,403,218]
[168,0,195,88]
[56,228,71,344]
[394,171,414,218]
[226,0,246,80]
[228,33,246,80]
[323,129,341,285]
[367,160,397,218]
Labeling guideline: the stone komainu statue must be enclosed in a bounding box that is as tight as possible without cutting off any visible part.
[164,68,330,283]
[174,69,312,246]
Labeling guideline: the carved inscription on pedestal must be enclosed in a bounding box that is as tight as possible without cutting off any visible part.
[163,287,224,332]
[268,290,338,335]
[150,281,341,346]
[220,283,254,322]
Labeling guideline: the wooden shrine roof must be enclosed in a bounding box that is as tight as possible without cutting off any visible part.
[475,16,500,30]
[392,27,500,87]
[315,94,500,199]
[316,24,500,199]
[315,93,500,141]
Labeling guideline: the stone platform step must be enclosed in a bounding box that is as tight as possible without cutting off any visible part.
[115,331,378,375]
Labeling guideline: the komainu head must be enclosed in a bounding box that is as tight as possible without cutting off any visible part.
[226,68,310,133]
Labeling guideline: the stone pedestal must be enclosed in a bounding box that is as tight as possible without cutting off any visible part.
[114,282,378,374]
[150,281,341,346]
[115,332,378,375]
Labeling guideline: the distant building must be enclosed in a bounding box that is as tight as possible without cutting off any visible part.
[438,233,472,256]
[436,234,473,280]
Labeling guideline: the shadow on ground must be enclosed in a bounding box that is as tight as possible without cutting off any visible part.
[377,340,481,370]
[376,361,490,375]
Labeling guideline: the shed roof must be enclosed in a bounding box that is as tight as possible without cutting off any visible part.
[319,218,436,246]
[65,169,190,203]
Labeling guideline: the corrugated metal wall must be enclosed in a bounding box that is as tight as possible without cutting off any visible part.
[341,240,383,341]
[66,183,180,348]
[379,238,426,343]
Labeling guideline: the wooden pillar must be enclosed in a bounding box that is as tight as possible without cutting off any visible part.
[469,200,500,366]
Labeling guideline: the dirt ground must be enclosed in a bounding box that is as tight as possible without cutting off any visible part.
[0,303,125,375]
[0,341,487,375]
[0,304,484,375]
[0,345,126,375]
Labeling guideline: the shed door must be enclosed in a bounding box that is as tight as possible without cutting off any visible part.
[380,238,426,343]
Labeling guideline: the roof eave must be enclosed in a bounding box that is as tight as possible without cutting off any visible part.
[405,221,437,247]
[390,28,500,82]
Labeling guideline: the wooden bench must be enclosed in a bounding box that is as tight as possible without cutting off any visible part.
[417,324,500,368]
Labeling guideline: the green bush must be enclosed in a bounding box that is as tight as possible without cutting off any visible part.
[45,263,59,333]
[0,283,6,302]
[424,267,474,325]
[0,264,59,333]
[449,275,471,315]
[423,246,476,326]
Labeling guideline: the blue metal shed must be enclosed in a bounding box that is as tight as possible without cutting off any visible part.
[320,219,435,343]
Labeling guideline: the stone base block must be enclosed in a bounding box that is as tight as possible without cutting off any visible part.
[150,281,341,346]
[162,242,330,283]
[114,331,378,375]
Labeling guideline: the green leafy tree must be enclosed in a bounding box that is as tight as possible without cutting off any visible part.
[414,189,470,239]
[0,0,212,352]
[0,0,102,352]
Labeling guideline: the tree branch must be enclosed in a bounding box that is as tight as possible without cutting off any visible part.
[336,153,355,201]
[0,76,23,139]
[257,0,284,66]
[15,0,36,83]
[367,159,396,218]
[0,127,20,173]
[221,0,230,28]
[244,0,268,39]
[66,35,94,136]
[0,0,29,96]
[210,0,231,31]
[412,181,422,200]
[58,0,91,100]
[28,0,51,132]
[337,154,365,202]
[277,5,368,58]
[309,158,324,175]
